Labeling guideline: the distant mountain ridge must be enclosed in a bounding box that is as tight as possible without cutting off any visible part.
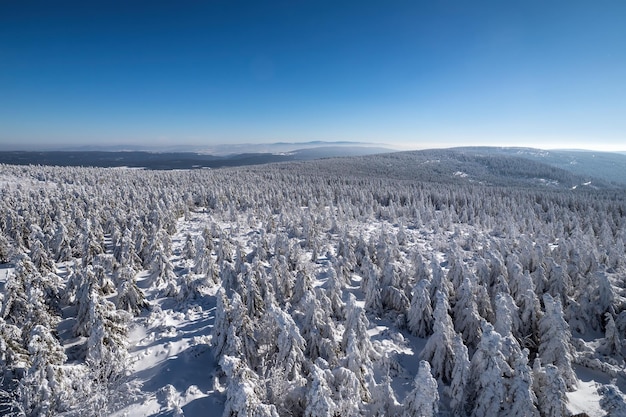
[0,145,394,170]
[1,146,624,190]
[1,141,392,156]
[295,148,622,190]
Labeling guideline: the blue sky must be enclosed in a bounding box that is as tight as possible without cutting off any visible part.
[1,1,624,151]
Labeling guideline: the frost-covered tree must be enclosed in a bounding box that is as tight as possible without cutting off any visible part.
[86,291,130,385]
[407,279,433,337]
[544,257,572,307]
[533,361,567,417]
[370,355,401,417]
[115,265,148,315]
[494,292,520,339]
[299,290,340,365]
[0,318,28,385]
[453,276,483,352]
[506,348,539,417]
[305,364,336,417]
[599,313,623,358]
[0,233,14,263]
[182,232,196,260]
[421,291,455,383]
[361,256,383,316]
[326,266,345,320]
[17,324,70,416]
[448,334,470,417]
[538,294,577,390]
[468,321,511,417]
[513,270,540,347]
[598,383,626,417]
[325,365,361,416]
[220,355,279,417]
[403,360,438,417]
[228,293,259,370]
[291,266,313,306]
[429,256,450,306]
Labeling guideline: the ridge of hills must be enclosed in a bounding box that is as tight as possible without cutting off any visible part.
[1,146,624,190]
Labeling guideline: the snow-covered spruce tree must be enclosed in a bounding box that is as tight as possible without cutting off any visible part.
[305,363,336,417]
[589,270,617,332]
[544,257,572,308]
[182,232,196,261]
[369,354,401,417]
[421,290,455,383]
[1,257,34,330]
[93,263,115,295]
[86,291,131,386]
[0,318,28,389]
[598,383,626,416]
[511,270,540,347]
[538,294,577,390]
[115,265,148,315]
[291,266,313,307]
[446,245,465,291]
[467,321,512,417]
[342,293,377,363]
[326,266,345,321]
[299,289,340,365]
[228,292,259,370]
[403,360,438,417]
[330,366,362,416]
[220,355,279,417]
[407,279,433,338]
[29,238,56,276]
[212,288,232,360]
[0,233,14,263]
[453,276,483,353]
[448,334,470,417]
[17,324,70,416]
[80,219,104,267]
[262,305,307,415]
[73,266,100,337]
[269,256,294,307]
[361,256,383,317]
[533,360,568,417]
[505,348,539,417]
[243,258,267,319]
[598,312,624,358]
[494,292,521,341]
[429,256,452,308]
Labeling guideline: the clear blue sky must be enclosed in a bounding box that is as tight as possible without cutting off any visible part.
[1,0,624,151]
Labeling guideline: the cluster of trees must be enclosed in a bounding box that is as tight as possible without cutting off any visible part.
[0,156,625,415]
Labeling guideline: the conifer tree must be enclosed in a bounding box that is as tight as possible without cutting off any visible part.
[421,291,455,383]
[538,294,577,390]
[403,360,438,417]
[407,279,433,337]
[533,360,568,417]
[468,321,511,417]
[449,334,470,417]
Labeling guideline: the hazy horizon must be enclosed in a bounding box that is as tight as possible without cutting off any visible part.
[1,1,624,152]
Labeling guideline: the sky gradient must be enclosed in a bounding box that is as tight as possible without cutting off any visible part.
[1,1,625,151]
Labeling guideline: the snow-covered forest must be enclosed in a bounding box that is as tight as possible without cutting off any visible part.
[1,152,626,416]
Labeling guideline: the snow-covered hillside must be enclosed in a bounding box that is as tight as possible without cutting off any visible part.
[1,155,626,416]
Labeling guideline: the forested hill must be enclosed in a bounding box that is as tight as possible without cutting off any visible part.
[452,147,626,186]
[296,149,618,190]
[0,146,392,170]
[1,147,619,191]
